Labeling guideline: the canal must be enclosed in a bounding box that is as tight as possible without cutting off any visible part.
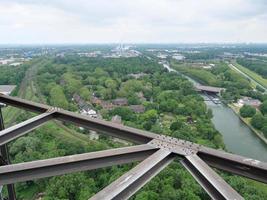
[163,62,267,161]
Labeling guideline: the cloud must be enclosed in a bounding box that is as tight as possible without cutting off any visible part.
[0,0,266,43]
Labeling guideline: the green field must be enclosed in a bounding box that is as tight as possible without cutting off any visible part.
[232,61,267,89]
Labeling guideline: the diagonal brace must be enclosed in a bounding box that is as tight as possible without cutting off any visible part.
[0,111,55,146]
[90,149,175,200]
[181,154,243,200]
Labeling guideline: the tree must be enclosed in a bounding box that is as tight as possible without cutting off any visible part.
[260,100,267,115]
[105,78,117,89]
[79,87,91,100]
[110,107,135,121]
[239,105,256,118]
[142,109,158,123]
[135,191,159,200]
[251,113,264,129]
[170,121,183,131]
[256,85,265,93]
[128,94,141,105]
[45,173,96,200]
[261,125,267,137]
[49,85,69,109]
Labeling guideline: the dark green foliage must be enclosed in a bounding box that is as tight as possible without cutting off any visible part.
[237,58,267,78]
[45,173,96,200]
[251,113,264,129]
[260,100,267,115]
[0,64,28,85]
[239,105,256,118]
[170,121,183,131]
[49,85,69,109]
[109,107,135,121]
[261,126,267,137]
[256,85,265,92]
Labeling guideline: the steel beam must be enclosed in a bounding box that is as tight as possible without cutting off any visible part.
[198,147,267,184]
[56,110,156,144]
[0,144,157,185]
[181,154,243,200]
[1,94,267,199]
[90,149,175,200]
[0,106,16,200]
[0,94,49,113]
[0,94,156,144]
[0,112,55,146]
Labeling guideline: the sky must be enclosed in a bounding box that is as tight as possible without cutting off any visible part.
[0,0,267,44]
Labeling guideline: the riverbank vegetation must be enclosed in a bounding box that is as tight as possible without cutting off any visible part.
[237,102,267,139]
[234,59,267,89]
[2,56,267,199]
[237,57,267,79]
[171,60,252,102]
[240,105,256,118]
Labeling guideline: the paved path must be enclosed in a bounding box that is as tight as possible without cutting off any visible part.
[229,63,267,91]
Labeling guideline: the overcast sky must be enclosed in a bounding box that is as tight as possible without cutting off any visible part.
[0,0,267,44]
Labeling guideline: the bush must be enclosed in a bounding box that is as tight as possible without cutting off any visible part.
[239,105,256,118]
[170,121,183,131]
[256,85,265,93]
[261,126,267,137]
[251,113,264,129]
[260,100,267,115]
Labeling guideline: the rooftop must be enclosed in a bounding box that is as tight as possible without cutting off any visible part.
[195,85,224,93]
[0,85,16,95]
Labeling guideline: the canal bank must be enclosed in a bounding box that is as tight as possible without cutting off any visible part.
[163,61,267,161]
[206,101,267,161]
[229,104,267,144]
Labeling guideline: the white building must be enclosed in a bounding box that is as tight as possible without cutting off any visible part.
[81,109,98,118]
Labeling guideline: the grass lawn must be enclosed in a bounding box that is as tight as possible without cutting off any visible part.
[232,61,267,89]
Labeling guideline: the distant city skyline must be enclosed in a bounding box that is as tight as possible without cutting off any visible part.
[0,0,267,44]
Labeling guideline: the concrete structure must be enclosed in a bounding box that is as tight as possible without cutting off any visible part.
[129,105,145,113]
[112,98,128,106]
[237,97,262,109]
[0,85,16,95]
[195,85,224,94]
[101,101,114,110]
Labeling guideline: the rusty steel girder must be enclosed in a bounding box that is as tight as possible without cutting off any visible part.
[0,94,267,200]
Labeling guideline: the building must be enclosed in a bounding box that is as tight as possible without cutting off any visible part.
[129,105,145,113]
[112,98,128,106]
[237,97,262,109]
[72,94,88,109]
[91,96,102,105]
[0,85,16,95]
[88,109,98,118]
[100,101,114,110]
[81,109,98,118]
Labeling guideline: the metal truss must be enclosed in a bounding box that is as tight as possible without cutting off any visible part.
[0,94,267,200]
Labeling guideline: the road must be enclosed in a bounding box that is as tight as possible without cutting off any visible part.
[229,63,267,91]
